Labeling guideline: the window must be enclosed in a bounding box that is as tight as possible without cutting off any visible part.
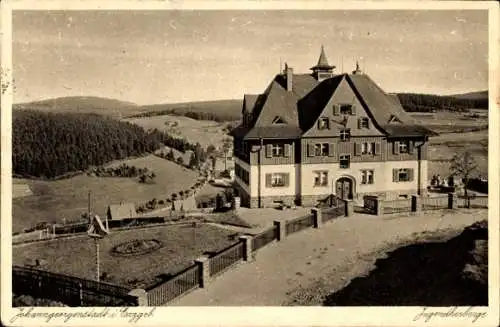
[314,143,329,156]
[399,141,409,154]
[361,142,375,155]
[359,117,369,129]
[318,117,330,130]
[235,164,249,184]
[396,168,412,182]
[314,171,328,187]
[340,129,351,141]
[270,173,286,187]
[361,170,374,184]
[340,104,353,115]
[339,155,350,169]
[272,144,284,157]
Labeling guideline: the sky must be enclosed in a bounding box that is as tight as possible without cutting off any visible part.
[13,10,488,105]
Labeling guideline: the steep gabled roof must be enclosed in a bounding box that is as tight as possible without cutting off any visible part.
[107,203,136,220]
[275,73,319,99]
[254,80,299,127]
[297,74,345,131]
[243,94,259,114]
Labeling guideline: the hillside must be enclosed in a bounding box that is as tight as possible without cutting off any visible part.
[130,99,242,121]
[451,90,488,100]
[14,96,140,118]
[13,110,163,178]
[14,89,488,125]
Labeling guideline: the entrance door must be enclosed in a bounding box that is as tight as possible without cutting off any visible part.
[336,177,353,200]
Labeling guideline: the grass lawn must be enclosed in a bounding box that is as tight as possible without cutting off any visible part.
[123,115,230,149]
[12,155,199,233]
[13,224,235,289]
[427,129,488,178]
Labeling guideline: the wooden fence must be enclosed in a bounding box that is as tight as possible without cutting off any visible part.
[208,242,245,277]
[421,195,449,211]
[458,195,488,209]
[321,202,346,222]
[285,214,315,236]
[252,227,277,251]
[12,266,136,306]
[146,264,200,306]
[382,198,412,214]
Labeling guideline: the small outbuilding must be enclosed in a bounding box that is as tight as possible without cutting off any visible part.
[106,203,136,221]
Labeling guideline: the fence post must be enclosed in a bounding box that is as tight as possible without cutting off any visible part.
[273,220,286,241]
[448,193,455,209]
[239,235,253,262]
[195,256,210,288]
[411,195,421,213]
[345,201,353,217]
[311,208,322,228]
[128,288,148,306]
[376,198,384,216]
[79,282,83,306]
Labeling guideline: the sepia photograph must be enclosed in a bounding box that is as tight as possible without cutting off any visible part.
[1,1,499,327]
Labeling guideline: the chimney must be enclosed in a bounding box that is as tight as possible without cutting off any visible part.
[285,63,293,92]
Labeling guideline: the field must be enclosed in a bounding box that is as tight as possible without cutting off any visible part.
[13,224,235,289]
[412,111,489,178]
[12,155,200,233]
[123,115,232,149]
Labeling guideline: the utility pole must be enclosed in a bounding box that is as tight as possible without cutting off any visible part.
[88,190,91,221]
[95,238,100,282]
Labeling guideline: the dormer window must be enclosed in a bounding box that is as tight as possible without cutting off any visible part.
[389,115,402,124]
[318,117,330,130]
[272,116,286,124]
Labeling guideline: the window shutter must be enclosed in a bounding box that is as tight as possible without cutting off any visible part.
[308,144,315,157]
[284,173,290,187]
[354,143,362,156]
[408,169,414,181]
[266,144,272,158]
[408,141,414,154]
[374,142,381,155]
[333,105,340,116]
[351,104,356,115]
[393,141,400,155]
[265,174,272,187]
[393,169,399,182]
[284,144,290,157]
[357,118,362,129]
[328,143,336,157]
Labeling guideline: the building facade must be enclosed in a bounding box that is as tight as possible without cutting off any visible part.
[231,47,437,208]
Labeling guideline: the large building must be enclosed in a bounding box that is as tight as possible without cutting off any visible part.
[230,47,437,208]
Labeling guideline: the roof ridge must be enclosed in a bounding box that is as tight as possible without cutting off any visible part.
[344,74,388,135]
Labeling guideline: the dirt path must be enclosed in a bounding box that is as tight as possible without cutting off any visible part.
[171,209,487,306]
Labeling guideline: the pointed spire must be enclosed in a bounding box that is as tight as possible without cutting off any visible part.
[310,45,335,81]
[317,45,330,67]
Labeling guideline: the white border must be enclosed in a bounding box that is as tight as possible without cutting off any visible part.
[1,1,499,327]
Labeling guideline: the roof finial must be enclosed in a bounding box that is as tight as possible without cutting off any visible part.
[352,59,363,75]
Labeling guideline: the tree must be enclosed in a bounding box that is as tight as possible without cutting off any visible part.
[450,151,478,197]
[206,144,216,155]
[188,152,199,169]
[166,149,175,160]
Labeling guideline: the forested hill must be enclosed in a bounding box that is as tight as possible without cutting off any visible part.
[13,110,197,179]
[396,92,488,112]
